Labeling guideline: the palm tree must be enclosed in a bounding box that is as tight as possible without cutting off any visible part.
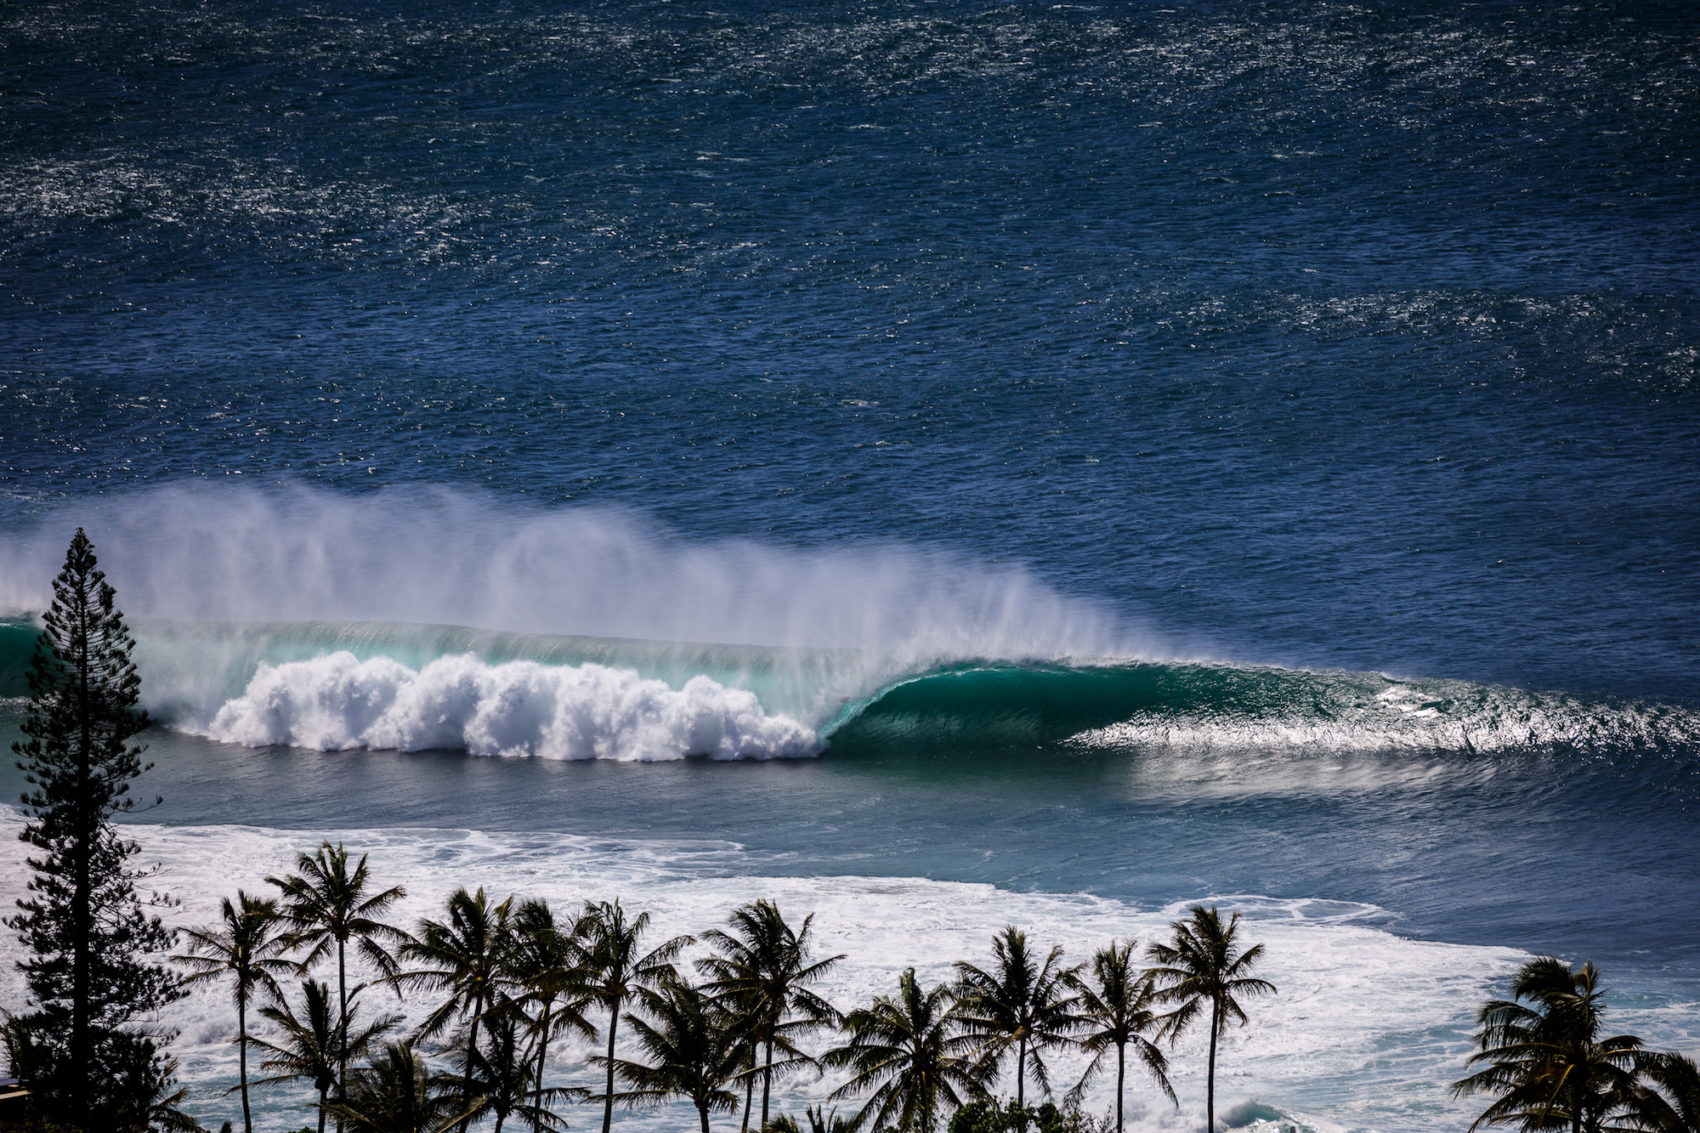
[1064,941,1175,1133]
[763,1107,854,1133]
[250,978,400,1133]
[953,926,1081,1129]
[465,1009,588,1133]
[576,899,694,1133]
[174,891,296,1133]
[1451,956,1644,1133]
[1146,906,1276,1133]
[823,967,987,1133]
[599,977,745,1133]
[269,842,409,1133]
[1630,1052,1700,1133]
[394,887,516,1133]
[506,898,595,1114]
[322,1042,478,1133]
[698,900,845,1132]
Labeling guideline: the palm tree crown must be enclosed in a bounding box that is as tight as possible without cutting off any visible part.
[269,842,409,1133]
[251,978,399,1133]
[1065,940,1175,1133]
[505,898,595,1113]
[953,926,1081,1127]
[576,899,694,1133]
[1452,956,1644,1133]
[394,887,516,1133]
[174,890,295,1133]
[601,977,745,1133]
[824,967,987,1133]
[322,1041,476,1133]
[1631,1051,1700,1133]
[698,899,844,1132]
[1145,906,1276,1133]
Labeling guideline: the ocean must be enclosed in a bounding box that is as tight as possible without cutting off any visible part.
[1,1,1697,1129]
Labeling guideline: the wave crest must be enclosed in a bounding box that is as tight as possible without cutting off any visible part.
[197,652,818,761]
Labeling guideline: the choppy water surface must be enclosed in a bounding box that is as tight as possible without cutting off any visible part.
[2,1,1698,1129]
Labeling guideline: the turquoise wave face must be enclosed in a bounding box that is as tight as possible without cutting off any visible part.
[5,615,1696,767]
[0,617,34,699]
[824,659,1700,761]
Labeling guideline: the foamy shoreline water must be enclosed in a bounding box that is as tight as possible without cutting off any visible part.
[0,805,1543,1133]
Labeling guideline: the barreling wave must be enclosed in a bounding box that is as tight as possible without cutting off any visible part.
[825,659,1700,758]
[4,615,1697,766]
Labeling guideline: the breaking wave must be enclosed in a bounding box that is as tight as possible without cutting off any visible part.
[1,485,1696,766]
[198,651,816,761]
[4,615,1697,768]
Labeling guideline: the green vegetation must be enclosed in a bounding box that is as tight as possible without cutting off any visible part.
[1452,956,1700,1132]
[5,530,182,1130]
[1144,906,1276,1133]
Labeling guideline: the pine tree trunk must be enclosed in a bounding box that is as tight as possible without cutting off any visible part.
[71,594,92,1125]
[602,1001,620,1133]
[239,994,253,1133]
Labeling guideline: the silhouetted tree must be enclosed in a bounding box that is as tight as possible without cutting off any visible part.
[825,967,986,1133]
[1452,957,1643,1133]
[251,978,399,1133]
[1064,941,1174,1133]
[1146,907,1275,1133]
[175,892,294,1133]
[6,528,181,1128]
[575,899,693,1133]
[600,977,744,1133]
[269,842,408,1133]
[699,900,844,1131]
[954,927,1080,1130]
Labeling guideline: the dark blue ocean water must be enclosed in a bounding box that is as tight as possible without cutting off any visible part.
[2,2,1698,1127]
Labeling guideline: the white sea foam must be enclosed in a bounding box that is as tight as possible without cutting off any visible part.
[0,806,1641,1133]
[194,651,818,761]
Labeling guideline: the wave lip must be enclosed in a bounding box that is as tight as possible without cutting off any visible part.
[196,651,819,762]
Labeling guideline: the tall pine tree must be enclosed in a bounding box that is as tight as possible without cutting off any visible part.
[7,528,182,1130]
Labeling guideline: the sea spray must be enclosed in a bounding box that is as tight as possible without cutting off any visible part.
[0,484,1142,663]
[197,651,818,761]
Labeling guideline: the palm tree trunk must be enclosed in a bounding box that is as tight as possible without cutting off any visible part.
[534,1000,553,1108]
[238,993,253,1133]
[698,1101,712,1133]
[1206,1003,1220,1133]
[762,1035,774,1131]
[1017,1036,1028,1133]
[459,990,485,1133]
[336,938,348,1133]
[317,1085,328,1133]
[602,1001,620,1133]
[493,1113,506,1133]
[1115,1041,1126,1133]
[739,1051,754,1133]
